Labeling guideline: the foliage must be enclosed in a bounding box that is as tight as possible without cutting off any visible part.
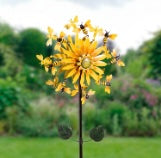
[17,28,48,67]
[0,22,19,48]
[140,30,161,79]
[0,78,28,119]
[14,103,59,137]
[0,44,22,78]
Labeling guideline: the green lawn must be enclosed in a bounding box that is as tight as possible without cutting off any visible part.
[0,137,161,158]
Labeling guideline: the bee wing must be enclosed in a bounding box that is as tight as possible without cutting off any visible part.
[46,39,52,46]
[53,35,57,40]
[109,34,117,40]
[64,24,71,29]
[74,84,78,90]
[64,87,71,94]
[89,25,94,32]
[71,89,78,96]
[60,31,65,38]
[45,66,49,72]
[55,83,63,92]
[84,20,91,27]
[117,60,125,67]
[106,75,112,82]
[51,67,57,75]
[88,90,95,96]
[105,86,111,94]
[106,53,112,59]
[46,80,53,86]
[55,43,61,51]
[36,54,43,61]
[111,49,117,57]
[73,16,78,23]
[72,27,80,33]
[81,96,86,104]
[53,77,59,87]
[98,28,103,35]
[47,26,53,34]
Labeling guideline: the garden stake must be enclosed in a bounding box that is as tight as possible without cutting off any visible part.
[36,15,125,158]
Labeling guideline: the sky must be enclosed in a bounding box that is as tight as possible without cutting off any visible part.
[0,0,161,54]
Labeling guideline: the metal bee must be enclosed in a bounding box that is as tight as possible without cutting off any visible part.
[103,31,117,46]
[58,125,72,140]
[89,126,104,142]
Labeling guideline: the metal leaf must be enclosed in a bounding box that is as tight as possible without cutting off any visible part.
[89,126,104,142]
[58,125,72,140]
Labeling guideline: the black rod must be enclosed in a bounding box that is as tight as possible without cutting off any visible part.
[78,71,83,158]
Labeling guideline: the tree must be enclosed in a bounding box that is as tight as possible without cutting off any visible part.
[0,22,19,49]
[140,30,161,79]
[17,28,48,67]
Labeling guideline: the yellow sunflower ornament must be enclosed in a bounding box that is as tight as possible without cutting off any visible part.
[36,16,125,104]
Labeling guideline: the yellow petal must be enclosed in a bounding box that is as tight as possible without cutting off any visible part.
[86,71,91,85]
[92,66,104,75]
[66,69,76,78]
[73,70,80,83]
[61,48,76,58]
[53,53,66,59]
[94,61,107,67]
[61,58,75,64]
[94,54,106,61]
[89,70,98,81]
[62,64,75,70]
[80,71,85,86]
[93,46,105,56]
[36,54,43,61]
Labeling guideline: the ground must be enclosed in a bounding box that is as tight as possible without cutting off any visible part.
[0,137,161,158]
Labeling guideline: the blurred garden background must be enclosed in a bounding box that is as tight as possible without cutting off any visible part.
[0,0,161,158]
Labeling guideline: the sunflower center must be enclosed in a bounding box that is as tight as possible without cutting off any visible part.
[81,57,91,69]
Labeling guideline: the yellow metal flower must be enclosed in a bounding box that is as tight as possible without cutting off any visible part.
[36,16,125,104]
[61,35,107,86]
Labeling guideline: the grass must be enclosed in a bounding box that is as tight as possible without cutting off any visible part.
[0,137,161,158]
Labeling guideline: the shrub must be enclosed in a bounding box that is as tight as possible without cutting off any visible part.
[15,103,59,137]
[0,44,22,78]
[0,78,28,119]
[17,28,48,67]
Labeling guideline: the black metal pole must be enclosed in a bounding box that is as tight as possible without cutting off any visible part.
[78,71,83,158]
